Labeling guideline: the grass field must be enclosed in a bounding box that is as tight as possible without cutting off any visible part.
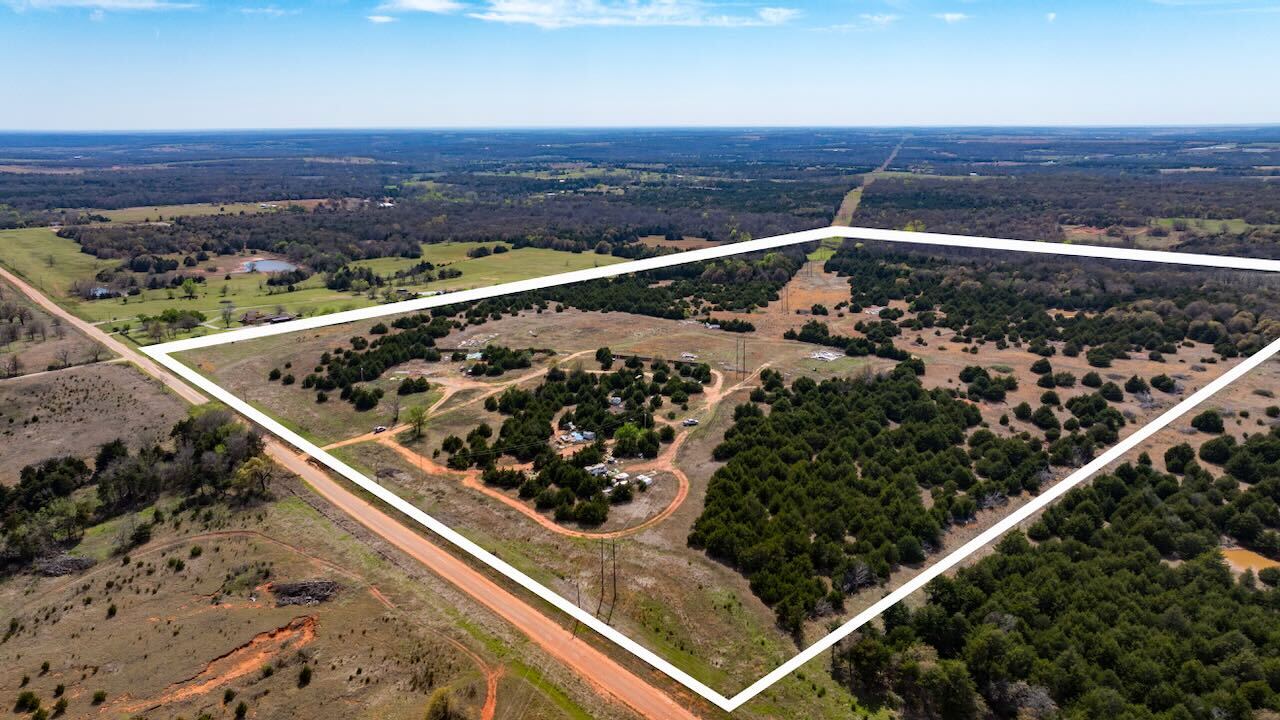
[806,237,842,262]
[1154,216,1279,233]
[92,201,294,223]
[0,227,115,297]
[0,230,624,343]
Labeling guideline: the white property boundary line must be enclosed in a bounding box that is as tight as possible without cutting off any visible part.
[145,227,1280,713]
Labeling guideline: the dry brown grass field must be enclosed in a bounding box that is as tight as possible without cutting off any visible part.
[0,363,187,481]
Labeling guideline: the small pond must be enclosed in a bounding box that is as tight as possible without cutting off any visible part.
[240,259,298,273]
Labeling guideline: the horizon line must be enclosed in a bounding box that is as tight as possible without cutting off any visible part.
[3,122,1280,135]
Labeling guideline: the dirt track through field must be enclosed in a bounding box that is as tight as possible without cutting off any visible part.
[333,363,763,542]
[1,266,694,720]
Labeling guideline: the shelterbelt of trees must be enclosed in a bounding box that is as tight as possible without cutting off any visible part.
[442,249,807,324]
[0,408,269,573]
[854,174,1280,241]
[441,352,708,525]
[688,362,1053,634]
[836,428,1280,720]
[272,313,548,408]
[824,247,1280,359]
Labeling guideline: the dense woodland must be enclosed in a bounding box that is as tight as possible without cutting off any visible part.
[837,428,1280,720]
[0,158,394,213]
[854,174,1280,241]
[57,194,812,269]
[439,249,806,325]
[824,247,1280,358]
[689,363,1054,633]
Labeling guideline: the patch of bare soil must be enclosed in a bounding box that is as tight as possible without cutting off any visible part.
[115,615,318,713]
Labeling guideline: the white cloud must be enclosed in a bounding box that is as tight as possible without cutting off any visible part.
[450,0,797,29]
[369,0,801,29]
[366,13,397,21]
[378,0,462,12]
[1046,11,1056,21]
[933,11,969,23]
[10,0,188,8]
[4,0,195,8]
[827,12,899,32]
[241,5,297,16]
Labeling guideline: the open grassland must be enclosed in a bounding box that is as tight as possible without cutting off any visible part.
[0,230,622,344]
[0,363,186,480]
[0,227,115,298]
[92,201,300,223]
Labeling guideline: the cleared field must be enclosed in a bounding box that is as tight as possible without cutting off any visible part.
[0,233,621,343]
[92,201,295,223]
[0,362,186,481]
[636,235,716,251]
[1154,216,1280,234]
[425,247,625,289]
[0,227,115,297]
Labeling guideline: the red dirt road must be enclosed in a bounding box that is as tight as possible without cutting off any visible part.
[0,265,207,405]
[268,444,700,720]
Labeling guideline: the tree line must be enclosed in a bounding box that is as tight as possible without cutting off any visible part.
[0,408,269,573]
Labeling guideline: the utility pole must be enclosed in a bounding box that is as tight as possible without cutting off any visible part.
[607,539,618,625]
[594,540,606,617]
[571,582,582,638]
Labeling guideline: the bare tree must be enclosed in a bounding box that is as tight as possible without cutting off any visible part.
[26,318,46,342]
[84,343,107,363]
[54,345,74,369]
[220,303,236,328]
[3,355,19,378]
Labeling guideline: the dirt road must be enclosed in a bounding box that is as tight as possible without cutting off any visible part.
[832,136,906,227]
[1,264,697,720]
[0,266,207,405]
[268,444,699,720]
[328,364,760,542]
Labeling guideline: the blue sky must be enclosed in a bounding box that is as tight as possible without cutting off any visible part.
[1,0,1277,129]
